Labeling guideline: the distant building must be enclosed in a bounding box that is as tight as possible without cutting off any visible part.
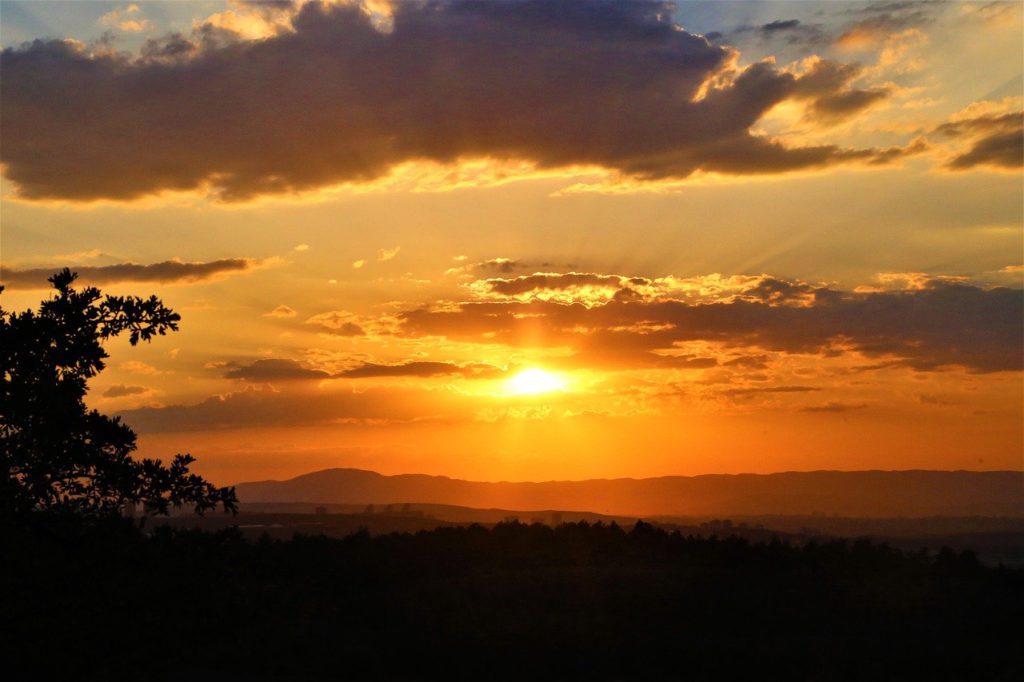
[364,504,375,515]
[550,512,562,526]
[314,506,327,516]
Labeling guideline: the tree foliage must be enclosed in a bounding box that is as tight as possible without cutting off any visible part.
[0,269,237,520]
[3,520,1021,679]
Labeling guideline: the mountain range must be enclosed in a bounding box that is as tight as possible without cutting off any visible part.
[235,468,1024,518]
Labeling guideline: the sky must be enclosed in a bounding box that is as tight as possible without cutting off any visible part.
[1,0,1021,484]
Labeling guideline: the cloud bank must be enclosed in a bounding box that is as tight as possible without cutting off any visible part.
[2,0,917,201]
[336,361,501,379]
[1,258,261,289]
[119,385,461,432]
[224,358,331,382]
[223,358,500,382]
[936,111,1023,171]
[402,273,1023,373]
[102,384,150,398]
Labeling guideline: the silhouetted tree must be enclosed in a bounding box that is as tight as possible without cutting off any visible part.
[0,269,237,520]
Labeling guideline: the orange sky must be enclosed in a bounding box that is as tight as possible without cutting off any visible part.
[1,1,1021,484]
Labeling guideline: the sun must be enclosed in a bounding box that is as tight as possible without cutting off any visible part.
[505,368,567,395]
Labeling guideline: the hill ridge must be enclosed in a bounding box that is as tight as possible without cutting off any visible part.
[235,468,1023,518]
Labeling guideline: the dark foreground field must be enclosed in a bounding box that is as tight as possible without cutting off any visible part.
[3,520,1023,681]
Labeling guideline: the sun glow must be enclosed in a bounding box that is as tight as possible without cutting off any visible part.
[505,368,567,395]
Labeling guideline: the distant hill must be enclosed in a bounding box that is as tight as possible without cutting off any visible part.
[235,468,1024,517]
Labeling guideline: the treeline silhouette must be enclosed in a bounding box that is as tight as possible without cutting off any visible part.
[4,518,1022,681]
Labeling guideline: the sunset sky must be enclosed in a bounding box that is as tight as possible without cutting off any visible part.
[1,0,1021,484]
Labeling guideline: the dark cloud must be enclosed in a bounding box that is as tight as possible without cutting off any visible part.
[716,2,939,54]
[337,361,501,379]
[1,0,916,201]
[315,322,366,337]
[1,258,260,289]
[103,384,149,398]
[139,33,197,63]
[762,20,801,32]
[723,354,772,370]
[811,88,890,121]
[937,111,1023,171]
[119,385,450,432]
[562,348,718,371]
[948,130,1024,170]
[399,279,1023,373]
[223,358,502,382]
[836,2,937,45]
[852,2,922,13]
[800,402,868,413]
[866,137,930,165]
[224,359,330,382]
[837,16,911,44]
[969,1,1021,23]
[713,18,827,51]
[936,112,1024,138]
[239,0,297,12]
[486,272,627,296]
[721,385,820,397]
[460,259,578,277]
[264,304,297,318]
[742,276,819,305]
[471,259,529,275]
[791,60,890,123]
[304,311,366,337]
